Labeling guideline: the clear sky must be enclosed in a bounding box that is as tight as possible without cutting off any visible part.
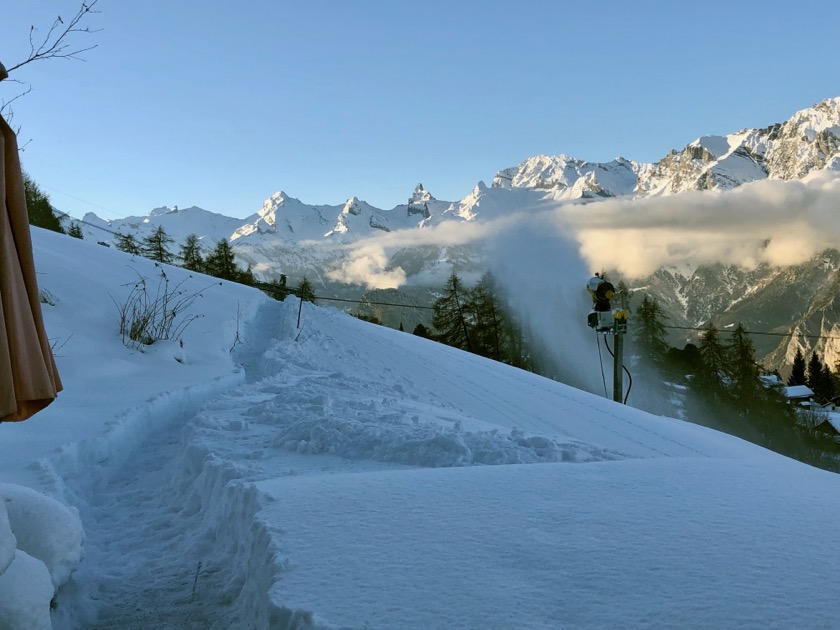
[2,1,839,220]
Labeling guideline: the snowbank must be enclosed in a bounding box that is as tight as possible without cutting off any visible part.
[4,226,840,628]
[0,228,266,628]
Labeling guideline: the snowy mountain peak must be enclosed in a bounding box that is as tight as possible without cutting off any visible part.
[149,206,177,217]
[496,96,840,199]
[492,154,641,199]
[342,196,364,216]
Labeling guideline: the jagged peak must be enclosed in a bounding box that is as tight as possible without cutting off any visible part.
[341,196,363,216]
[409,183,435,205]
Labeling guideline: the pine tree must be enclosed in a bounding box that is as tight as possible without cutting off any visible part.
[141,226,175,263]
[23,172,64,233]
[806,353,824,395]
[115,232,142,255]
[806,354,834,403]
[633,294,670,370]
[818,363,835,403]
[787,348,807,386]
[179,234,204,272]
[67,222,84,239]
[432,271,472,352]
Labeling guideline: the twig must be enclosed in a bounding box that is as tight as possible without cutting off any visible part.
[6,1,102,74]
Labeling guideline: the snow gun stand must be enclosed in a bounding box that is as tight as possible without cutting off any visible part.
[587,309,627,334]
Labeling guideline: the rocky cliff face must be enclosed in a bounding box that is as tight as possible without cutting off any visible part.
[630,250,840,374]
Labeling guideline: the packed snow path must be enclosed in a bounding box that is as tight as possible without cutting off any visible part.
[67,406,242,629]
[58,299,840,629]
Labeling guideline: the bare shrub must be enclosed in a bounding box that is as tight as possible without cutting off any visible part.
[112,267,215,348]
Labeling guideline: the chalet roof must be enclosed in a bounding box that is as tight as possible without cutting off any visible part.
[815,412,840,434]
[783,385,815,399]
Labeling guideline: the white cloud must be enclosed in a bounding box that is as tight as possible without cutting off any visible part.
[558,171,840,277]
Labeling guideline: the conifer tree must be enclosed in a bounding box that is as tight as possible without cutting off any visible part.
[807,353,824,394]
[204,240,238,281]
[67,222,84,239]
[725,323,761,412]
[239,264,256,287]
[295,276,317,303]
[432,271,472,352]
[695,323,727,397]
[263,277,290,301]
[818,363,835,403]
[179,234,204,272]
[805,354,834,403]
[468,272,506,361]
[142,226,175,264]
[787,348,807,386]
[115,232,141,255]
[23,172,64,233]
[412,323,431,338]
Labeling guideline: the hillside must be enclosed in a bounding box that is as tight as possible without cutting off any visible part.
[2,228,840,628]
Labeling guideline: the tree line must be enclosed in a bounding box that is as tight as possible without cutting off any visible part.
[633,294,840,470]
[412,271,540,372]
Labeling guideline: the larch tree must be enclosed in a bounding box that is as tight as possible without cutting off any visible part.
[724,323,761,413]
[432,271,472,352]
[204,240,238,281]
[115,233,142,256]
[695,323,727,398]
[142,226,175,264]
[179,234,204,272]
[468,272,506,361]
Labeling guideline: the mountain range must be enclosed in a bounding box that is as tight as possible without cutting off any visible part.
[73,97,840,373]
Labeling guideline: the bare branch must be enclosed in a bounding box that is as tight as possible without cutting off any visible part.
[0,82,33,143]
[5,0,102,75]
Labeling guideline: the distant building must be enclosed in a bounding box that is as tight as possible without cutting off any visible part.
[782,384,815,407]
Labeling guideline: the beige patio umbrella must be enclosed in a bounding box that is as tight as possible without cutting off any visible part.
[0,61,62,421]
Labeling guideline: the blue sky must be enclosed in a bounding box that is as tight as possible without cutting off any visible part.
[2,1,839,220]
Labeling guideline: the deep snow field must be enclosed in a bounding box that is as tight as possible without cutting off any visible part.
[2,227,840,629]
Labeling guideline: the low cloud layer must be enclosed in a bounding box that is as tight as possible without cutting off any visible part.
[564,171,840,278]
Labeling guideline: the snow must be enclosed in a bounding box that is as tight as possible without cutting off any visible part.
[4,226,840,628]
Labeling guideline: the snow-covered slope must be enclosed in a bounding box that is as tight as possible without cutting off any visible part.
[3,228,840,628]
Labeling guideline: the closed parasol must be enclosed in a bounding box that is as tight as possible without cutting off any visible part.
[0,61,63,421]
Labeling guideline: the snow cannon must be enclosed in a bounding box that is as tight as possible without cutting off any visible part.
[587,274,615,312]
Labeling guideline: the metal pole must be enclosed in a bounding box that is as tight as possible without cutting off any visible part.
[612,327,624,403]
